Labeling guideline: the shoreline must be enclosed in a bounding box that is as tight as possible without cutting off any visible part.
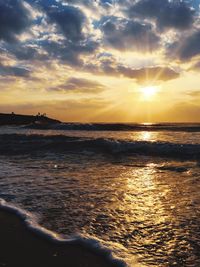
[0,206,124,267]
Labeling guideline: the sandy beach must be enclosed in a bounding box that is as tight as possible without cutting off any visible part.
[0,209,119,267]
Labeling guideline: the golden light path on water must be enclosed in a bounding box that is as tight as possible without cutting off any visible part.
[131,131,159,142]
[94,131,198,266]
[118,162,168,266]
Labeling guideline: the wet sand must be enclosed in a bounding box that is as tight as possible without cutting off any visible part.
[0,209,119,267]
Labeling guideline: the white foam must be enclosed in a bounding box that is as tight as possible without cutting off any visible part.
[0,198,129,266]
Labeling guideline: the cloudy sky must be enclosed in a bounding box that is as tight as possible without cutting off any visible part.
[1,0,200,122]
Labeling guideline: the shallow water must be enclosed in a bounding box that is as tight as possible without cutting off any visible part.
[0,125,200,266]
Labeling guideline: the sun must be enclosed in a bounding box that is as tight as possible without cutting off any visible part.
[140,86,159,100]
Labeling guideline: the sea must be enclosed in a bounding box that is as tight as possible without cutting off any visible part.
[0,123,200,267]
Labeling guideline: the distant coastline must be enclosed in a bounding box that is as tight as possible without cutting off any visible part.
[0,113,61,126]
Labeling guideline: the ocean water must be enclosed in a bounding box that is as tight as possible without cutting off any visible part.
[0,123,200,267]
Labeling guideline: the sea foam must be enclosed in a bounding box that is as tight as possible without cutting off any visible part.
[0,198,128,267]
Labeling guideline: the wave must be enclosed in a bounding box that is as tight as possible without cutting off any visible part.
[24,122,200,132]
[0,198,126,267]
[0,134,200,159]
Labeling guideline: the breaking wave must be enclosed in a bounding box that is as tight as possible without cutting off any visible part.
[1,134,200,159]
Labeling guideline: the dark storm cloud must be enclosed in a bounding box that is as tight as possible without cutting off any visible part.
[63,77,105,91]
[128,0,195,31]
[96,59,179,82]
[0,0,99,65]
[117,66,180,82]
[167,30,200,61]
[86,56,180,83]
[44,41,81,65]
[48,77,105,93]
[101,17,160,51]
[23,0,100,65]
[0,64,30,77]
[0,0,31,42]
[46,5,86,41]
[6,44,41,61]
[39,38,98,66]
[28,0,87,41]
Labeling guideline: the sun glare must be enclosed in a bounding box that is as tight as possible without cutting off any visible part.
[140,86,159,100]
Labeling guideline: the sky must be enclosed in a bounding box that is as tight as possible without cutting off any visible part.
[1,0,200,122]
